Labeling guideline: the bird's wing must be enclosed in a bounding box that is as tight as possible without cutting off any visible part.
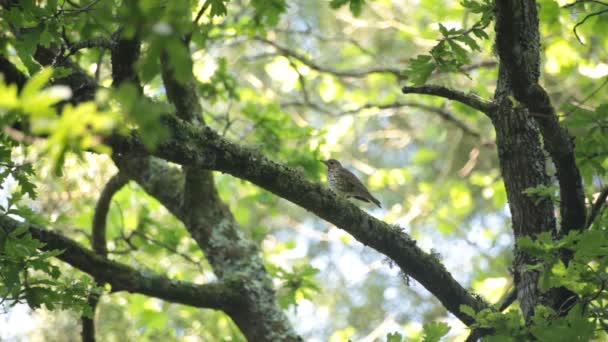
[341,168,370,192]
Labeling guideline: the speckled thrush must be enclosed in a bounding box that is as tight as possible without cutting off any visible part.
[322,159,381,208]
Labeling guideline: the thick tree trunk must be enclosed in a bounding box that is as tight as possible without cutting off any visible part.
[493,0,586,321]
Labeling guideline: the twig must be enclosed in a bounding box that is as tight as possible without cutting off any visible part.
[62,0,101,14]
[342,100,482,138]
[194,1,212,24]
[573,8,608,44]
[564,0,608,9]
[255,36,406,80]
[287,58,311,104]
[587,187,608,228]
[185,1,212,44]
[83,172,128,342]
[91,173,129,257]
[401,85,496,117]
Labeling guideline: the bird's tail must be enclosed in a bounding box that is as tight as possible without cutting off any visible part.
[354,194,382,208]
[370,196,381,208]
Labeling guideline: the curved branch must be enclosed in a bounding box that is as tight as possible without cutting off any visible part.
[573,8,608,44]
[0,215,239,310]
[84,172,128,342]
[107,116,489,326]
[92,173,128,257]
[401,85,496,117]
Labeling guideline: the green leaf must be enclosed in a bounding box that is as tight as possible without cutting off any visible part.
[205,0,228,17]
[251,0,287,26]
[422,322,450,342]
[404,55,436,85]
[386,332,405,342]
[166,38,193,84]
[21,67,53,99]
[460,304,477,319]
[330,0,366,17]
[9,224,29,238]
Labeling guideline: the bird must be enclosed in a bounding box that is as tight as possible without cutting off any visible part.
[321,159,381,208]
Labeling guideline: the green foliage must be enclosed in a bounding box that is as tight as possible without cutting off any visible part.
[384,322,450,342]
[563,102,608,183]
[329,0,366,16]
[386,332,405,342]
[199,58,239,102]
[422,322,450,342]
[460,226,608,340]
[267,264,321,308]
[240,101,324,178]
[522,184,559,206]
[205,0,229,17]
[0,69,121,174]
[404,0,493,85]
[0,137,37,200]
[112,83,169,149]
[1,0,606,340]
[530,304,595,342]
[0,222,96,316]
[251,0,288,26]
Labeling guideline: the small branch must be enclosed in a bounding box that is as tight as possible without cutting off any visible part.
[587,187,608,228]
[341,101,482,138]
[84,172,128,342]
[65,37,114,58]
[273,27,376,56]
[497,288,517,312]
[185,1,212,44]
[564,0,608,8]
[126,230,205,273]
[255,36,406,80]
[401,85,496,117]
[0,215,238,310]
[62,0,102,14]
[459,60,497,74]
[193,1,212,25]
[573,8,608,44]
[92,173,129,257]
[287,58,311,104]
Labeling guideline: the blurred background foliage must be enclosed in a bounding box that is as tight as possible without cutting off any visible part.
[0,0,607,341]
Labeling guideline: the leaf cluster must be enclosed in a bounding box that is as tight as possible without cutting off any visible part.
[405,0,493,85]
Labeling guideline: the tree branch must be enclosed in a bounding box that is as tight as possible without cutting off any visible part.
[255,36,406,80]
[401,85,496,117]
[83,172,128,342]
[587,187,608,228]
[91,173,128,257]
[0,215,239,310]
[3,45,487,329]
[573,8,608,44]
[341,101,482,138]
[106,116,489,325]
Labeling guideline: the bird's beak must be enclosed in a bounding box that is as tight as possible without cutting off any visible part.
[320,160,328,166]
